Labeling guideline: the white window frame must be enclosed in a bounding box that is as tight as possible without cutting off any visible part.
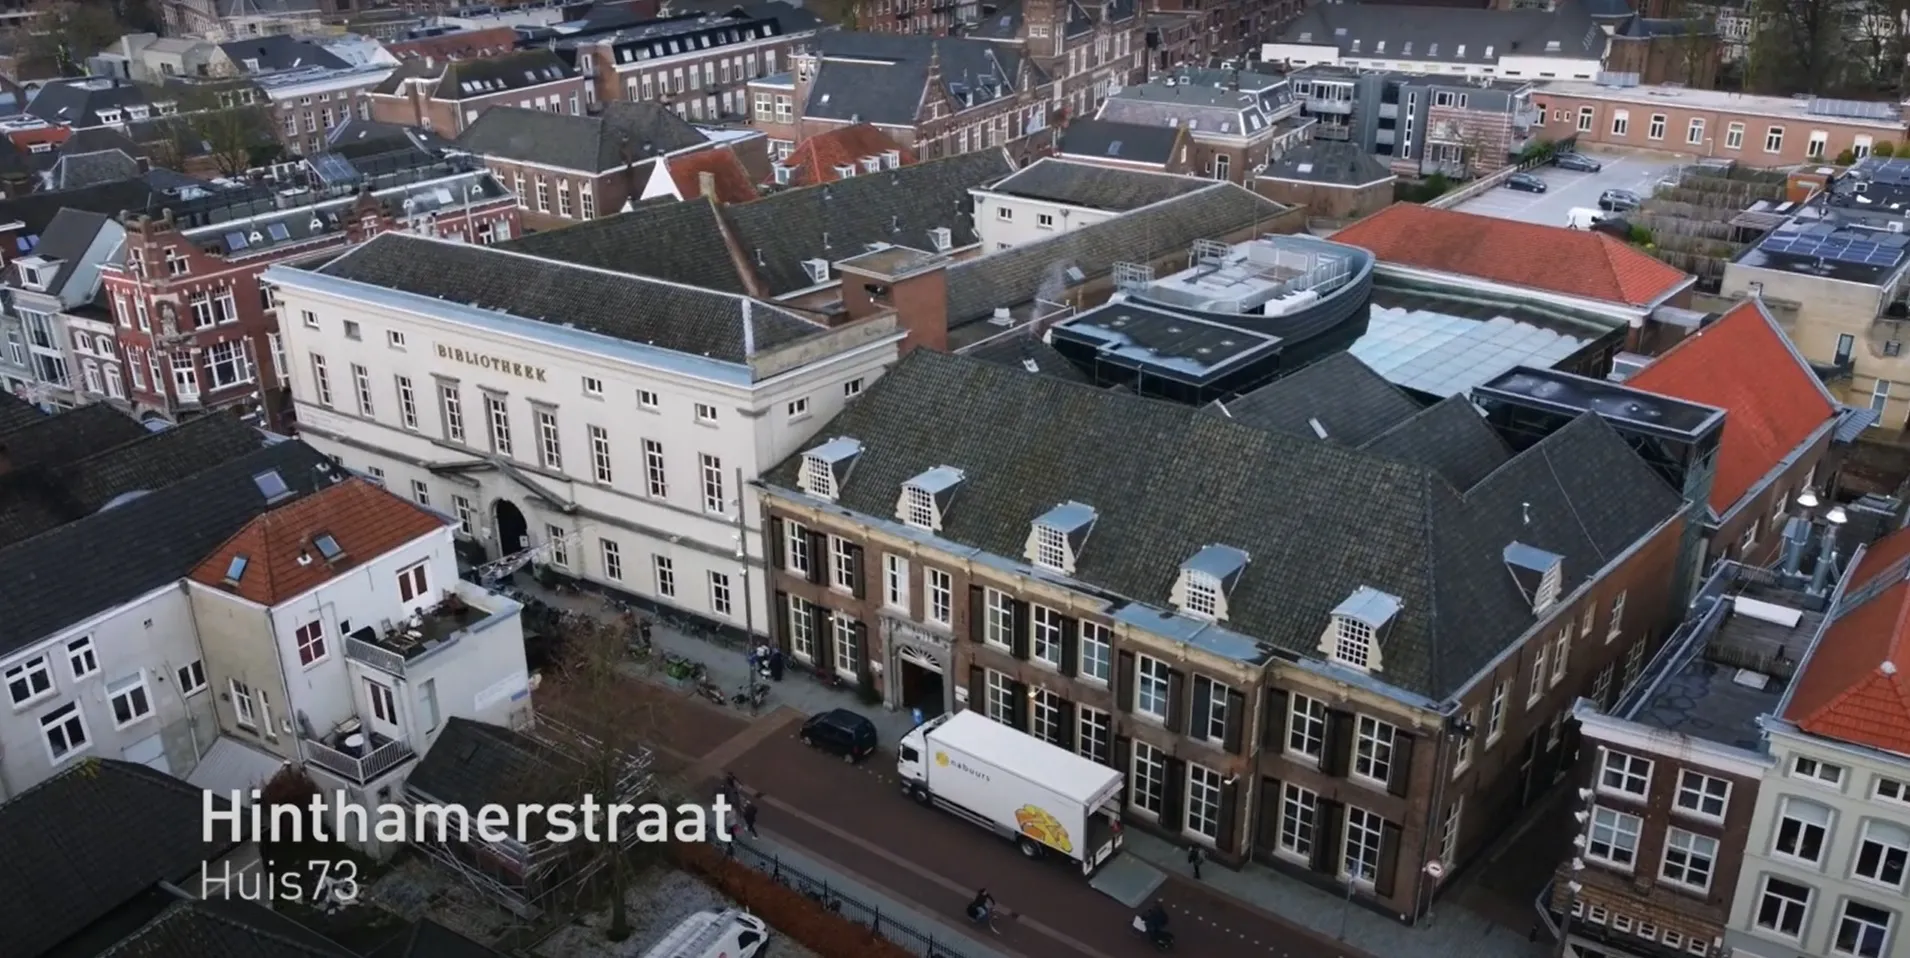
[985,668,1014,724]
[1278,782,1317,860]
[1184,763,1223,842]
[1587,805,1642,870]
[1183,571,1219,618]
[65,636,98,680]
[1853,820,1910,890]
[1135,654,1170,719]
[1674,769,1730,821]
[1031,604,1063,666]
[1078,620,1111,682]
[1659,827,1717,892]
[700,454,726,514]
[709,570,733,617]
[884,553,909,610]
[39,701,90,762]
[230,678,257,728]
[829,536,855,592]
[1833,899,1894,957]
[831,614,857,679]
[788,595,814,659]
[1487,680,1507,744]
[1754,875,1810,939]
[601,539,623,581]
[1130,739,1166,815]
[1289,693,1328,760]
[653,554,675,597]
[1794,755,1847,789]
[1599,750,1653,800]
[1342,806,1385,885]
[1440,798,1463,866]
[1773,796,1831,866]
[1077,705,1109,763]
[177,660,207,696]
[1352,715,1395,785]
[107,671,155,729]
[926,567,952,626]
[983,588,1014,649]
[589,425,613,483]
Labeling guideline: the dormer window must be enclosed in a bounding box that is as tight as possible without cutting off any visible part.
[772,163,790,185]
[929,227,952,252]
[1322,586,1402,672]
[1504,542,1565,615]
[1024,501,1097,575]
[14,256,51,290]
[803,258,830,284]
[1174,544,1249,620]
[799,436,862,501]
[897,466,964,532]
[835,163,857,178]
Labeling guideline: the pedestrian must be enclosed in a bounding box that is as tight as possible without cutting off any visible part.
[742,800,759,838]
[1186,844,1204,880]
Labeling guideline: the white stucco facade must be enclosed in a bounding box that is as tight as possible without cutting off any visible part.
[1262,42,1601,82]
[969,188,1127,252]
[263,262,905,638]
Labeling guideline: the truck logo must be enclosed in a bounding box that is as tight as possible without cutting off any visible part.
[934,750,992,783]
[1015,804,1073,854]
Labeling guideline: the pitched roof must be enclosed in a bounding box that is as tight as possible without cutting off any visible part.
[218,35,348,73]
[407,717,584,808]
[385,26,518,62]
[1625,300,1837,514]
[1851,523,1910,595]
[1784,575,1910,755]
[1358,395,1513,493]
[13,206,114,294]
[804,34,1044,126]
[1217,352,1423,446]
[314,232,825,365]
[433,49,573,101]
[189,476,449,606]
[453,102,706,173]
[496,196,751,295]
[1057,118,1183,166]
[1276,0,1606,63]
[100,899,355,958]
[0,760,242,958]
[1261,139,1395,187]
[0,440,337,656]
[781,123,914,187]
[1330,204,1691,307]
[945,182,1289,328]
[0,177,158,238]
[984,158,1213,212]
[667,146,759,204]
[763,349,1684,698]
[961,333,1094,385]
[0,403,147,474]
[0,390,43,434]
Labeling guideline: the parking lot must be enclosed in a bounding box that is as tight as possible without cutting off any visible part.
[1453,152,1679,228]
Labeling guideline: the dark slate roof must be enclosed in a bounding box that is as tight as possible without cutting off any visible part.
[49,150,142,191]
[1358,396,1512,493]
[968,0,1138,42]
[962,333,1094,385]
[219,35,349,73]
[0,440,337,655]
[0,760,242,958]
[0,412,268,549]
[1261,140,1395,187]
[384,49,575,100]
[100,899,355,958]
[805,33,1046,126]
[408,717,584,808]
[762,349,1685,698]
[11,206,111,294]
[1216,352,1422,446]
[453,101,706,173]
[0,178,159,238]
[945,182,1288,326]
[60,126,143,158]
[1058,119,1181,166]
[314,232,824,364]
[1276,0,1606,64]
[984,158,1212,212]
[365,919,507,958]
[1618,14,1707,37]
[496,196,749,296]
[0,403,147,474]
[0,390,43,433]
[25,78,153,128]
[720,149,1015,296]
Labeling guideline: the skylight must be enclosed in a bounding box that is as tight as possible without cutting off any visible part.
[313,533,343,562]
[224,554,249,584]
[253,469,290,502]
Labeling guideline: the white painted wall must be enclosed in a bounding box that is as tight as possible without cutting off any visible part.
[1262,42,1601,83]
[970,191,1120,252]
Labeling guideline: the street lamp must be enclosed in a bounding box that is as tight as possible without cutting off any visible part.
[730,467,759,713]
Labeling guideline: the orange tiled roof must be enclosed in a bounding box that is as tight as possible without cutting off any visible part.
[1785,578,1910,754]
[1330,203,1691,307]
[1625,300,1836,514]
[1852,525,1910,595]
[386,27,518,62]
[784,124,915,187]
[668,147,759,204]
[188,477,449,606]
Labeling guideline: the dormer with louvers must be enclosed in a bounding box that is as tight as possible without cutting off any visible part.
[1025,501,1097,575]
[798,437,863,501]
[1504,542,1564,615]
[1172,544,1249,620]
[1319,586,1402,673]
[898,466,965,532]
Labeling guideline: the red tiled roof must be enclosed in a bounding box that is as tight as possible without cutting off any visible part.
[784,124,915,187]
[1625,300,1836,514]
[668,147,759,204]
[1851,524,1910,595]
[1785,579,1910,755]
[188,477,449,606]
[1330,203,1691,307]
[386,27,518,62]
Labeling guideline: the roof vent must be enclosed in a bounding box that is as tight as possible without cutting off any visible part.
[929,227,952,252]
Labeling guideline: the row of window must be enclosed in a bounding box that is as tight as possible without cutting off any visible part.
[1751,873,1894,957]
[623,47,780,102]
[2,644,201,766]
[587,538,734,618]
[1567,899,1714,956]
[1560,104,1878,159]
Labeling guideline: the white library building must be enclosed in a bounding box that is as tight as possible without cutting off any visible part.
[264,232,903,634]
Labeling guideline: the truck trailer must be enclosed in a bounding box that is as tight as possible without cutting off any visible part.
[897,710,1124,875]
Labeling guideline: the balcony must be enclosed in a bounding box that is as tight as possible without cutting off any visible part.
[344,579,515,679]
[1313,123,1352,141]
[1305,96,1354,115]
[304,718,415,784]
[1513,106,1541,130]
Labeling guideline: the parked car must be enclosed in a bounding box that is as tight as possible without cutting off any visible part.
[1554,152,1603,172]
[800,708,879,762]
[1599,188,1643,212]
[1505,172,1548,193]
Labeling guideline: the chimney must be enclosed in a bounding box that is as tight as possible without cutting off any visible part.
[698,170,717,200]
[836,251,953,351]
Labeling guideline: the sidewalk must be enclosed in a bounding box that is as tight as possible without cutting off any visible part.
[512,573,1544,958]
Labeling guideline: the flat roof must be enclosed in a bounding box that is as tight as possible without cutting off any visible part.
[1734,219,1910,285]
[1632,586,1816,749]
[1348,303,1587,398]
[1533,80,1909,130]
[1474,366,1727,441]
[1056,300,1282,381]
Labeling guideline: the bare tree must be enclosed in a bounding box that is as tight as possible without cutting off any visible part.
[532,614,684,941]
[21,1,124,76]
[158,86,280,176]
[1849,0,1910,92]
[1749,0,1847,93]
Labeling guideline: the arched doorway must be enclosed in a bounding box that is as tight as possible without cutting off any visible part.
[492,498,528,559]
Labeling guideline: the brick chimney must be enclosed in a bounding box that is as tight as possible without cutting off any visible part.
[835,247,952,353]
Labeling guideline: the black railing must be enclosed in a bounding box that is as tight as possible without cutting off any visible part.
[717,840,974,958]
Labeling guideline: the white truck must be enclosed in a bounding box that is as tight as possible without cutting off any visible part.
[897,710,1124,875]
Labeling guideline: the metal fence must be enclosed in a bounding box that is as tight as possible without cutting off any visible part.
[717,839,975,958]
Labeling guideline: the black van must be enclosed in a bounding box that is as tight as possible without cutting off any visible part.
[800,709,879,763]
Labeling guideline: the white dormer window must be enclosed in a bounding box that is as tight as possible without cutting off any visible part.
[884,149,902,169]
[898,466,964,532]
[16,262,47,290]
[803,258,830,284]
[773,163,790,185]
[798,436,862,501]
[929,227,952,252]
[1321,586,1403,672]
[1174,544,1249,621]
[835,163,857,179]
[1025,501,1096,575]
[1505,542,1565,615]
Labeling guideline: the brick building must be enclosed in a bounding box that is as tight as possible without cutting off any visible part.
[1096,67,1311,184]
[847,0,981,36]
[220,34,400,158]
[1253,140,1395,220]
[558,4,828,123]
[759,346,1691,920]
[771,122,915,187]
[1530,81,1908,167]
[100,153,516,430]
[366,49,587,135]
[453,101,749,230]
[382,26,519,62]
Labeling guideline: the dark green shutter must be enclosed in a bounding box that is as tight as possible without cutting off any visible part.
[1165,670,1187,734]
[1375,821,1404,899]
[1262,689,1288,751]
[1312,800,1343,874]
[968,586,986,643]
[1223,689,1247,754]
[967,665,985,714]
[1387,733,1415,798]
[1216,778,1241,855]
[1010,600,1030,659]
[1117,651,1136,712]
[1059,617,1079,677]
[848,544,866,600]
[768,517,785,569]
[1322,710,1354,777]
[1160,756,1186,831]
[774,590,790,648]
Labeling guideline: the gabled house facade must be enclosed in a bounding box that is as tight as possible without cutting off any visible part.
[366,49,588,135]
[758,348,1693,921]
[0,209,126,410]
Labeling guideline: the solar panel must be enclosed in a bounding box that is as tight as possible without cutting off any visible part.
[1760,230,1907,266]
[308,151,357,185]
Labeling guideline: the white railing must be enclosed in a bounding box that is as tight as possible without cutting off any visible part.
[345,635,408,676]
[305,734,415,783]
